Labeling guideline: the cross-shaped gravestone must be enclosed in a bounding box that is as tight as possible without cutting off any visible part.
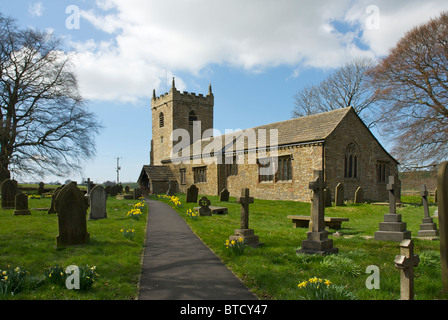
[394,239,420,300]
[197,196,212,216]
[297,170,337,255]
[236,188,254,230]
[418,184,438,237]
[229,188,262,248]
[387,176,398,214]
[375,176,411,241]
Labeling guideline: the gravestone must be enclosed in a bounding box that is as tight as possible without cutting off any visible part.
[335,183,344,206]
[186,184,199,203]
[324,188,332,207]
[435,188,438,203]
[220,188,230,202]
[297,170,337,255]
[417,184,438,237]
[394,239,420,300]
[229,188,262,248]
[197,196,212,216]
[55,183,90,248]
[125,185,130,194]
[38,182,45,195]
[437,161,448,291]
[86,178,92,195]
[48,185,64,214]
[133,187,142,200]
[354,187,363,204]
[166,180,175,196]
[13,193,31,216]
[1,179,18,210]
[374,175,411,242]
[89,185,107,220]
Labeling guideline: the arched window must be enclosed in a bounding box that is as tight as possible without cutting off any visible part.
[344,143,359,179]
[159,112,164,128]
[189,111,198,126]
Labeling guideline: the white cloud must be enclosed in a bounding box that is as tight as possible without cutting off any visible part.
[68,0,448,102]
[28,2,44,17]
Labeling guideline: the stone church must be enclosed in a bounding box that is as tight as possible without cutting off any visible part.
[138,79,398,203]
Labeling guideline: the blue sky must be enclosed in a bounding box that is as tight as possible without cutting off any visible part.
[2,0,448,184]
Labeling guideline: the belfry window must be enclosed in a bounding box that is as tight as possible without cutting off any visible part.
[159,112,164,128]
[344,143,359,179]
[189,111,198,126]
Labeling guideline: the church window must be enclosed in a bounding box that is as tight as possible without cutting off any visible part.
[189,111,198,126]
[344,143,359,179]
[180,168,186,185]
[376,161,388,183]
[258,157,274,182]
[276,155,292,181]
[159,112,164,128]
[226,156,238,177]
[193,166,207,183]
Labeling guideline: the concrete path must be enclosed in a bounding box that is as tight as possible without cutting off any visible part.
[138,199,258,300]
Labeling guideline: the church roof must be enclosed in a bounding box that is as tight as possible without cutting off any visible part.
[170,107,353,160]
[139,165,176,181]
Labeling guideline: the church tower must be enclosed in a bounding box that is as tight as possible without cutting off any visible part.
[150,78,214,165]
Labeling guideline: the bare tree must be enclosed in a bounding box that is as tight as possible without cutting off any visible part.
[0,14,102,181]
[292,57,381,128]
[370,11,448,170]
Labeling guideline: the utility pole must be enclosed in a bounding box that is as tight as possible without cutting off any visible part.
[116,157,121,184]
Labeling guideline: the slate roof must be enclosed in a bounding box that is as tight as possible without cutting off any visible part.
[139,165,176,181]
[171,107,353,160]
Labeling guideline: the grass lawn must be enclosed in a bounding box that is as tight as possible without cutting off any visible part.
[154,193,448,300]
[0,195,147,300]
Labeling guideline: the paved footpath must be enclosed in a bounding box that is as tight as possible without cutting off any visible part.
[138,199,258,300]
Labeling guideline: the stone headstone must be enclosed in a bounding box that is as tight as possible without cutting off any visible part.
[197,196,212,216]
[55,183,90,248]
[86,178,92,195]
[166,180,175,196]
[437,161,448,291]
[133,188,142,200]
[375,176,411,242]
[220,188,230,202]
[13,193,31,216]
[230,188,262,248]
[335,183,344,206]
[48,185,64,214]
[186,184,199,203]
[1,179,18,210]
[38,182,45,195]
[89,185,107,220]
[394,239,420,300]
[418,184,438,237]
[324,188,332,207]
[354,187,363,204]
[297,170,337,255]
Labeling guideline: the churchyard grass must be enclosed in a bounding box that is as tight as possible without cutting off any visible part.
[154,193,447,300]
[0,195,147,300]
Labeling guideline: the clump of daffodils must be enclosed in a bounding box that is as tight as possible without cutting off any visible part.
[186,208,198,219]
[297,277,357,300]
[225,237,247,256]
[121,228,136,240]
[157,194,182,207]
[127,200,146,220]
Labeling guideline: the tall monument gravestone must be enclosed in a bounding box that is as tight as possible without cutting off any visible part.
[374,176,411,242]
[229,188,262,248]
[89,185,107,220]
[1,179,18,210]
[55,183,90,248]
[437,161,448,292]
[418,184,438,237]
[297,171,338,255]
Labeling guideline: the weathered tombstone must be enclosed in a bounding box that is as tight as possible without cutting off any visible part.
[48,185,64,214]
[37,182,45,195]
[374,176,411,241]
[354,187,363,204]
[89,185,107,220]
[335,183,344,206]
[197,196,212,216]
[324,188,332,207]
[13,193,31,216]
[437,161,448,291]
[133,187,142,200]
[1,179,18,210]
[417,184,438,237]
[186,184,199,203]
[297,171,337,255]
[55,183,90,248]
[220,188,230,202]
[86,178,92,195]
[394,239,420,300]
[229,188,262,248]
